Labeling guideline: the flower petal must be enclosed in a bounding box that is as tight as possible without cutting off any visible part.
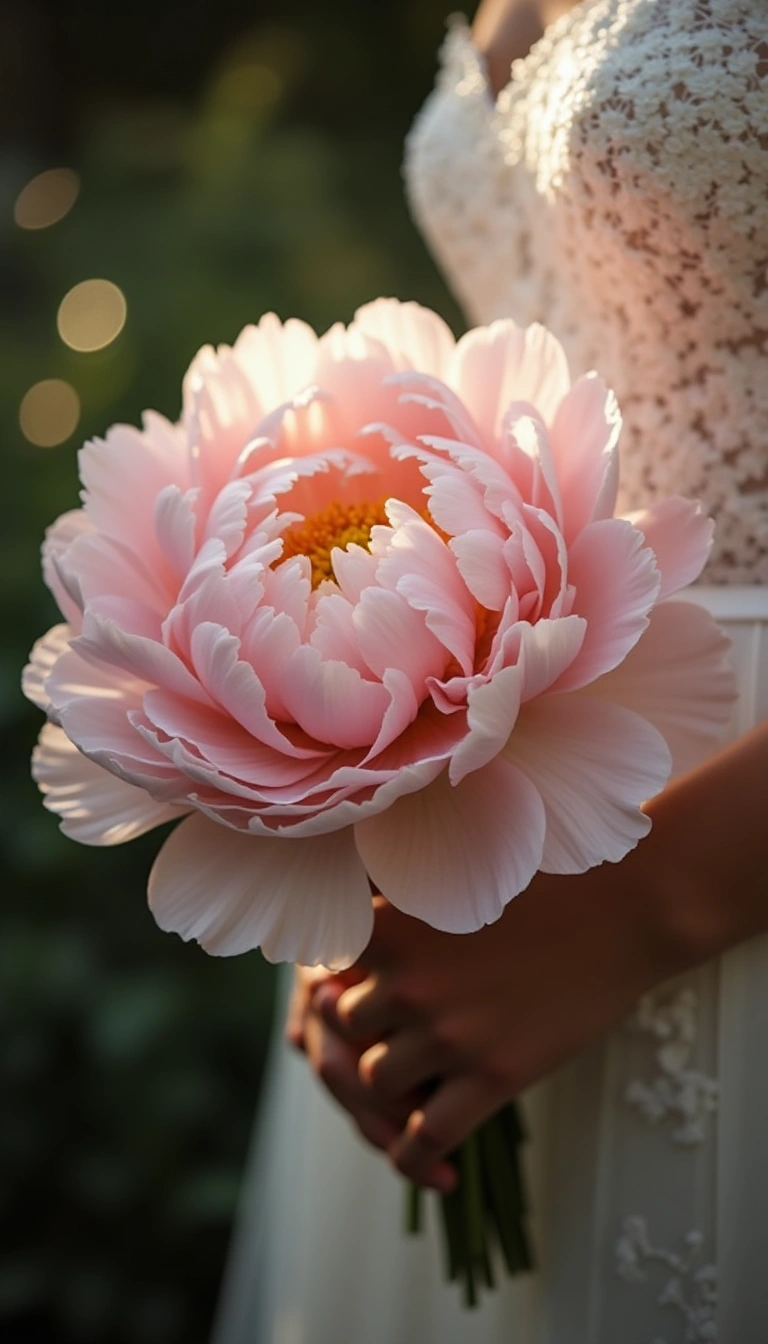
[33,722,186,845]
[280,645,390,748]
[625,497,713,601]
[558,519,660,690]
[148,812,372,967]
[449,665,523,784]
[506,696,672,873]
[451,320,570,439]
[587,599,736,775]
[23,624,72,713]
[549,374,621,542]
[354,755,546,932]
[352,299,456,377]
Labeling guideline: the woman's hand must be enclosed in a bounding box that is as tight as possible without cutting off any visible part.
[305,863,676,1190]
[293,721,768,1187]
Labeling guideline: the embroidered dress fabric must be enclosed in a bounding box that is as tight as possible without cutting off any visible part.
[212,3,768,1341]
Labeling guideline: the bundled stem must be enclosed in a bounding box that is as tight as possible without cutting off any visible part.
[405,1100,533,1306]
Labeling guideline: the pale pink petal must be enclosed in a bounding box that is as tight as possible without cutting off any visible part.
[557,519,660,690]
[515,616,587,699]
[65,530,175,615]
[280,646,390,748]
[260,556,311,637]
[352,299,456,377]
[327,542,379,605]
[352,586,447,692]
[154,485,199,579]
[418,455,503,538]
[355,755,546,931]
[85,594,163,643]
[309,592,371,675]
[500,410,562,530]
[506,696,671,873]
[42,509,93,628]
[451,320,570,440]
[79,422,187,577]
[410,436,521,524]
[625,497,713,601]
[33,722,186,845]
[232,314,320,407]
[75,611,213,707]
[188,622,326,757]
[148,812,372,967]
[142,690,328,781]
[365,669,420,758]
[23,625,72,713]
[587,600,735,775]
[376,508,476,673]
[240,609,302,720]
[449,665,523,784]
[449,529,510,610]
[549,374,621,542]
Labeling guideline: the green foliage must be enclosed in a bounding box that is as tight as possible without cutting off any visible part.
[1,2,460,1340]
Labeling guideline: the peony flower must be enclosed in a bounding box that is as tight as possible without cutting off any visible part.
[23,300,734,967]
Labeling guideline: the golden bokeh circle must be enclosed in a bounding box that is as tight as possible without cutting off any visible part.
[14,168,80,230]
[19,380,80,448]
[57,279,127,353]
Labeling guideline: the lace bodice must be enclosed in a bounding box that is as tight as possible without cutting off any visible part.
[404,0,768,583]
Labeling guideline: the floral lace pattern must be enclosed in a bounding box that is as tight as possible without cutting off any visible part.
[404,0,768,583]
[615,1216,718,1343]
[624,989,719,1145]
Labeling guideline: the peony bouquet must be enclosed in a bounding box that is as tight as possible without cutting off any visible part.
[24,300,734,1301]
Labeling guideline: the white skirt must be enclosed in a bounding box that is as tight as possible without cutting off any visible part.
[211,587,768,1344]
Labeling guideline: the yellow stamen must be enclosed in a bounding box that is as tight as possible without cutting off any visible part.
[281,499,391,589]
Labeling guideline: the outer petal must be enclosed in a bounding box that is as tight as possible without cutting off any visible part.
[352,299,456,378]
[557,519,660,690]
[625,497,713,601]
[354,755,546,932]
[506,696,672,873]
[148,812,372,968]
[549,374,621,543]
[33,722,186,845]
[23,624,72,713]
[451,320,570,440]
[42,509,93,628]
[587,599,736,775]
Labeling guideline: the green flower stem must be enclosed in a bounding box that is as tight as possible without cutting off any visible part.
[405,1099,534,1305]
[406,1180,423,1235]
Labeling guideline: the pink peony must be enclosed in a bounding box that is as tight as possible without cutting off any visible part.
[24,300,734,967]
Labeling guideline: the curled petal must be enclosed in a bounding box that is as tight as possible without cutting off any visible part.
[33,722,186,845]
[23,624,72,714]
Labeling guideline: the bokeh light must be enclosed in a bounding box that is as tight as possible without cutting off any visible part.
[19,379,80,447]
[14,168,80,230]
[57,279,127,353]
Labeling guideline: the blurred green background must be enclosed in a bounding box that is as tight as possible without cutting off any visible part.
[0,2,461,1340]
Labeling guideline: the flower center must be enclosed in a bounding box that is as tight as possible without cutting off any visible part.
[281,499,390,589]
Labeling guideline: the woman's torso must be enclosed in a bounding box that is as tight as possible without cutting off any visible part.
[405,0,768,584]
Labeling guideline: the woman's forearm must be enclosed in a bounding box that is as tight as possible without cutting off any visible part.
[639,719,768,970]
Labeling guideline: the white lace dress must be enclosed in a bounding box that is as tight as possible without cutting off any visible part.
[212,3,768,1341]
